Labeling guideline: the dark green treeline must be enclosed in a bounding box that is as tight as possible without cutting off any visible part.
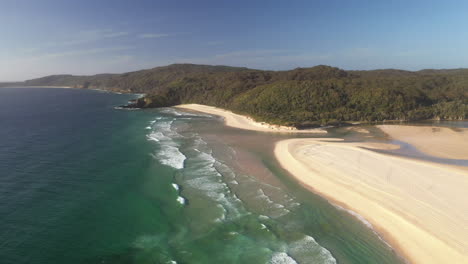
[6,64,468,127]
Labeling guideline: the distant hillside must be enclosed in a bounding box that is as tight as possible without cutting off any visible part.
[0,82,24,88]
[22,64,249,93]
[13,63,468,127]
[22,74,117,87]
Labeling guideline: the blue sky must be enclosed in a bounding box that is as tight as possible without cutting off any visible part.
[1,0,468,80]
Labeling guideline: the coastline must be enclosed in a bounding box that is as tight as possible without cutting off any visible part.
[174,103,468,263]
[274,138,468,264]
[175,104,326,133]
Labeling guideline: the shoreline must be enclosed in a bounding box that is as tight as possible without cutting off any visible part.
[274,138,468,264]
[378,125,468,160]
[176,103,468,263]
[175,104,326,133]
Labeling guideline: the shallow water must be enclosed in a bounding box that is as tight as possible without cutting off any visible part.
[0,88,405,264]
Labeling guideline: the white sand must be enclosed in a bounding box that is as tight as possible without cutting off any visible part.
[173,105,468,263]
[175,104,326,133]
[275,138,468,264]
[378,125,468,160]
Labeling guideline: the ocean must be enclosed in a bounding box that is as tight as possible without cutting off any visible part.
[0,88,404,264]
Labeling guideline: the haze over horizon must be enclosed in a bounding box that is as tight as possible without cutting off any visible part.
[2,0,468,81]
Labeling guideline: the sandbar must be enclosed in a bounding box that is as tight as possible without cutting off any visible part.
[275,138,468,264]
[378,125,468,160]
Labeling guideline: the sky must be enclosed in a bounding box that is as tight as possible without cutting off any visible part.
[1,0,468,81]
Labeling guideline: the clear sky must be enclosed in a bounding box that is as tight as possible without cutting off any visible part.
[1,0,468,81]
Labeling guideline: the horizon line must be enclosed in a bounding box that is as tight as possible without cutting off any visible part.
[2,63,468,82]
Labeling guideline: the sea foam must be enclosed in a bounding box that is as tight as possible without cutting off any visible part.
[157,145,186,169]
[287,236,337,264]
[147,118,186,169]
[269,252,297,264]
[333,204,394,249]
[176,196,186,205]
[179,135,245,221]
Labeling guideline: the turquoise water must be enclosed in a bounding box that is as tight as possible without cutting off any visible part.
[0,88,404,264]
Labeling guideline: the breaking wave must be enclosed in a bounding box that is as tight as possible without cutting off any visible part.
[146,118,186,169]
[143,110,338,264]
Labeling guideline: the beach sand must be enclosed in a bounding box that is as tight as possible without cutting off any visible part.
[175,104,326,133]
[275,138,468,264]
[378,125,468,160]
[175,104,468,263]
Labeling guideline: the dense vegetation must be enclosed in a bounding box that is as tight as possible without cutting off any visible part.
[3,64,467,127]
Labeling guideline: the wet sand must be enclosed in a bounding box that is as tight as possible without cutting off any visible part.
[275,138,468,264]
[378,125,468,160]
[175,104,326,133]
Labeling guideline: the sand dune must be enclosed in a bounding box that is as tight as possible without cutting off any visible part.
[175,104,326,133]
[378,125,468,160]
[275,138,468,264]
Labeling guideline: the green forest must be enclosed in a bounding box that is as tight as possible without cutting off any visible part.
[5,64,468,127]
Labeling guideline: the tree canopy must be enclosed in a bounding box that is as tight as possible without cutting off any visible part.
[10,63,468,127]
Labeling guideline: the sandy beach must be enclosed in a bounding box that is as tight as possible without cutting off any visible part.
[174,104,468,263]
[275,138,468,264]
[175,104,326,133]
[378,125,468,160]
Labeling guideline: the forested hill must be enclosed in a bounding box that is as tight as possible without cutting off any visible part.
[7,63,468,127]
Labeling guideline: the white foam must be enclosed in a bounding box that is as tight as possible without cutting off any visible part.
[193,137,208,147]
[269,252,297,264]
[290,202,301,207]
[333,204,394,249]
[183,160,243,219]
[145,126,152,130]
[270,208,290,219]
[183,151,222,179]
[333,204,373,229]
[114,106,138,110]
[185,176,225,191]
[197,151,216,164]
[146,131,166,142]
[147,135,159,142]
[256,189,273,203]
[259,215,270,220]
[213,205,227,223]
[255,189,289,218]
[156,145,186,169]
[172,183,180,191]
[176,196,186,205]
[287,236,337,264]
[147,119,186,169]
